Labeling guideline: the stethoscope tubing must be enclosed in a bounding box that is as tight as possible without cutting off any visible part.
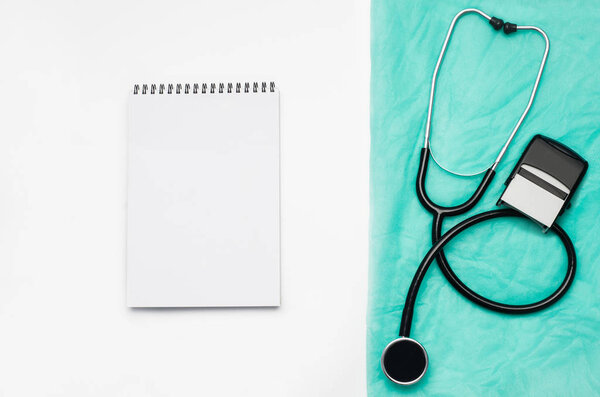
[399,208,576,337]
[383,10,578,387]
[383,8,576,385]
[398,10,573,338]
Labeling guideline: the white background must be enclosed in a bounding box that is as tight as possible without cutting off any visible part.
[0,1,370,396]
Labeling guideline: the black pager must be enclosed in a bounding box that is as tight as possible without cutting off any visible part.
[498,135,588,230]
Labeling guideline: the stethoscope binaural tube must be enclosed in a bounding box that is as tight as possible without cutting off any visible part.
[381,8,556,386]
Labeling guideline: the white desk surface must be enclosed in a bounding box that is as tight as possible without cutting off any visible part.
[0,0,369,395]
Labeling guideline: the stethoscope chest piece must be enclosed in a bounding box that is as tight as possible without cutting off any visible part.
[381,337,428,385]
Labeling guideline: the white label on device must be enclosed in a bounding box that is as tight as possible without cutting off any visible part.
[501,174,564,228]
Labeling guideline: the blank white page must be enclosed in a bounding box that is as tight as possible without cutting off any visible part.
[127,85,280,307]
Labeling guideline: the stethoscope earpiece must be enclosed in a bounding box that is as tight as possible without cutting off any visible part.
[381,337,428,385]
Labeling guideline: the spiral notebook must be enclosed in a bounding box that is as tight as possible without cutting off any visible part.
[127,82,280,307]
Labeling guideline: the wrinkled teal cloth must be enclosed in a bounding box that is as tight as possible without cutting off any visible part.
[369,2,600,396]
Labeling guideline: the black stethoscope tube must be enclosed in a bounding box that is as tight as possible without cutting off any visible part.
[416,148,496,216]
[399,148,577,338]
[382,8,569,386]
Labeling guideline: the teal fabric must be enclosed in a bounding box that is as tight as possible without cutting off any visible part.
[368,2,600,396]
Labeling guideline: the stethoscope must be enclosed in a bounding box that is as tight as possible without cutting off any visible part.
[380,9,578,385]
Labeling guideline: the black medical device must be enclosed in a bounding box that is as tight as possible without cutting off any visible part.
[498,136,588,229]
[380,8,589,386]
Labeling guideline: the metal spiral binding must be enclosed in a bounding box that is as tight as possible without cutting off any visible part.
[133,81,276,95]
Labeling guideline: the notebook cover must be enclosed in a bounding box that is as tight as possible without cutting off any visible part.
[127,83,280,307]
